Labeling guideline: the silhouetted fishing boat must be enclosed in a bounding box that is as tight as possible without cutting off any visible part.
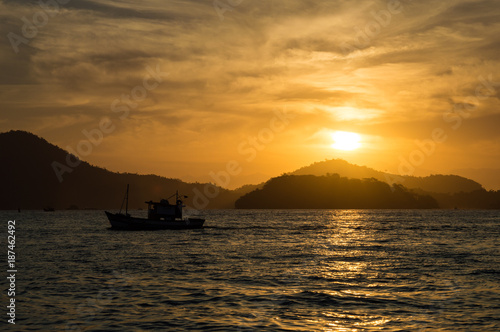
[105,185,204,230]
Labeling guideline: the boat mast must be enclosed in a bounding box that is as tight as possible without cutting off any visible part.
[125,184,129,215]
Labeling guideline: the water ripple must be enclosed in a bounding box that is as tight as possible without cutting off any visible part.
[3,209,499,331]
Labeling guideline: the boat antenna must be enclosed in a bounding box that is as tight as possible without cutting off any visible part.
[167,191,188,201]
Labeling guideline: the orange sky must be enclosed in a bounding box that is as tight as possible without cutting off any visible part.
[1,0,499,189]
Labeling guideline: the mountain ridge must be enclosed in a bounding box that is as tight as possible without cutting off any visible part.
[0,130,240,210]
[1,130,498,210]
[235,174,439,209]
[290,159,484,194]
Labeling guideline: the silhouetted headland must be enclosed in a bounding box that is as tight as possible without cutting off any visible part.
[0,130,241,210]
[235,174,439,209]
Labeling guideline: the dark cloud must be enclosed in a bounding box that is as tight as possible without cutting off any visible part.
[275,85,358,102]
[436,0,500,26]
[3,0,206,21]
[0,13,39,84]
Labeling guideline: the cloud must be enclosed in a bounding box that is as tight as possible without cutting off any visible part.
[3,0,208,21]
[1,0,499,181]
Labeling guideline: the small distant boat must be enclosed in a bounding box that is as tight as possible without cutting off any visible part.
[105,185,204,230]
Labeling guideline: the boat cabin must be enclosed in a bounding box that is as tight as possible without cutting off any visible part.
[145,199,183,220]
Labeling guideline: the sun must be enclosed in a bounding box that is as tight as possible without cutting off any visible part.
[331,131,362,151]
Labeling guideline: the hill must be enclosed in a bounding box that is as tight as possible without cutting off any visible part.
[2,131,497,210]
[452,168,500,191]
[291,159,484,194]
[0,130,238,210]
[235,174,439,209]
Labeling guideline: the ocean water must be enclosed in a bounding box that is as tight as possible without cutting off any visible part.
[1,209,499,331]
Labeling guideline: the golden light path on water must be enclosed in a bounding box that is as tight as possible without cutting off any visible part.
[307,211,390,331]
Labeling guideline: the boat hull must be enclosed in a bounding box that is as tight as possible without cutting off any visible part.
[105,211,204,230]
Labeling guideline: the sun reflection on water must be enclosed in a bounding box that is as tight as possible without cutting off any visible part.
[11,209,495,331]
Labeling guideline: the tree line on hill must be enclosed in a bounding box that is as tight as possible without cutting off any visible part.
[417,189,500,209]
[235,174,439,209]
[292,159,484,194]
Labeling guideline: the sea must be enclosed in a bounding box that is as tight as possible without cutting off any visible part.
[1,209,499,331]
